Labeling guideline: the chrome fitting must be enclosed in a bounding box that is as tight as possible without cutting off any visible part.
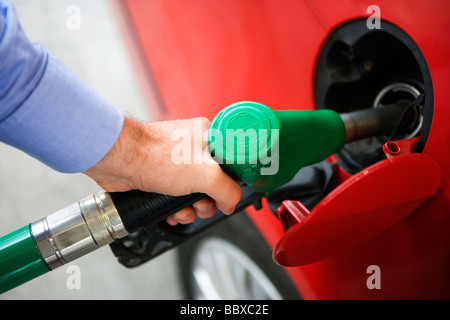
[31,191,128,270]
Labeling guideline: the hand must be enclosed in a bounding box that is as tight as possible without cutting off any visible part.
[84,116,241,225]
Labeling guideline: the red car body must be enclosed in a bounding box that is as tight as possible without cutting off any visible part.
[115,0,450,299]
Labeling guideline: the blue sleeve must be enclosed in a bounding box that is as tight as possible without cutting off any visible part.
[0,0,124,173]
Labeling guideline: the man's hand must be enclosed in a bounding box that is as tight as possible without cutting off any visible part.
[84,117,241,225]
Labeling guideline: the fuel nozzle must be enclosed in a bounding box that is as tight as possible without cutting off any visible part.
[340,100,422,142]
[209,101,420,194]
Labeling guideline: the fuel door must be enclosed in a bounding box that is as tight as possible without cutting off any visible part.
[273,138,441,267]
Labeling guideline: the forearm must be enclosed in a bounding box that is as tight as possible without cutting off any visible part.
[0,0,124,173]
[0,53,124,173]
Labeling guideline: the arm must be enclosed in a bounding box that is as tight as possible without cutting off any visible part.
[0,0,123,173]
[0,0,240,225]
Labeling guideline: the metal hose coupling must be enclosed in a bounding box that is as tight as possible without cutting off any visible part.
[30,191,128,270]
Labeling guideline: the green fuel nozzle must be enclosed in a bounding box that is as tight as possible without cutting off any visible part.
[208,100,413,194]
[208,101,346,194]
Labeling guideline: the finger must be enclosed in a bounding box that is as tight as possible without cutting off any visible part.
[220,205,236,216]
[166,206,196,225]
[166,215,179,226]
[192,198,217,219]
[203,166,242,215]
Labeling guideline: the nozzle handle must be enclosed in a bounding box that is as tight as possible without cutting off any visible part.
[109,191,206,233]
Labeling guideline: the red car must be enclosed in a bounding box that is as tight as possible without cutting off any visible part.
[112,0,450,299]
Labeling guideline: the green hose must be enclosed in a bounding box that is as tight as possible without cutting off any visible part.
[0,224,50,294]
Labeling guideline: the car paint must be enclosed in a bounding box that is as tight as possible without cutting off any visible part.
[117,0,450,299]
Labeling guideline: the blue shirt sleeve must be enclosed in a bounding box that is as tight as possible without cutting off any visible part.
[0,0,124,173]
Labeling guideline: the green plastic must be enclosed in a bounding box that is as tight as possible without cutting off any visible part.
[209,101,346,194]
[0,224,50,294]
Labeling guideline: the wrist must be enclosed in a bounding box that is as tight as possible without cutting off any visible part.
[84,117,149,192]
